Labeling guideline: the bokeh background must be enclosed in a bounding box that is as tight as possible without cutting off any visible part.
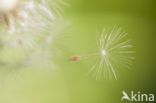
[0,0,156,103]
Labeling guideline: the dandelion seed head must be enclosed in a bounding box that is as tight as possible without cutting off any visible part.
[0,0,68,47]
[0,0,69,65]
[0,0,19,12]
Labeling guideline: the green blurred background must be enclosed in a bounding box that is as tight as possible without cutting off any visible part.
[0,0,156,103]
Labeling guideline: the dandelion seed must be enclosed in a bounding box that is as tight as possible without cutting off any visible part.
[70,25,135,80]
[69,56,82,61]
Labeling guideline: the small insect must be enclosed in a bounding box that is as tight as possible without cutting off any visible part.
[0,0,20,26]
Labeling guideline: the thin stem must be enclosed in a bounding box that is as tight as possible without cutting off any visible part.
[69,52,101,61]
